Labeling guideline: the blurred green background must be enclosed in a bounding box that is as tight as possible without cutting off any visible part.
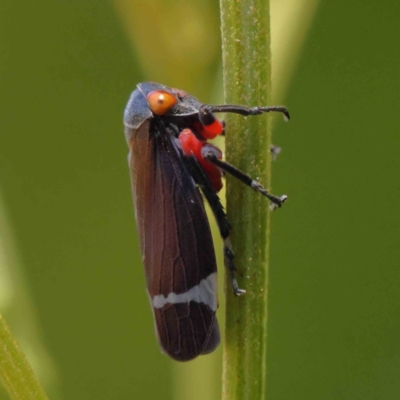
[1,1,400,399]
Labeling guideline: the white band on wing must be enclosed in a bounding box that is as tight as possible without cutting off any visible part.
[152,272,218,312]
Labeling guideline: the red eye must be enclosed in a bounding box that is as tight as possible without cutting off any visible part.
[147,90,177,115]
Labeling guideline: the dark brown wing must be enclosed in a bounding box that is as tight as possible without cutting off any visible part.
[127,121,219,361]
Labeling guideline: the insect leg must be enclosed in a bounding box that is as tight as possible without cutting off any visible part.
[184,156,246,296]
[200,104,290,122]
[203,152,288,209]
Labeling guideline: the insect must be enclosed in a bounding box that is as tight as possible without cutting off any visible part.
[123,82,289,361]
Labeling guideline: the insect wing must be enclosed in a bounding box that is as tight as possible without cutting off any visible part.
[127,121,220,361]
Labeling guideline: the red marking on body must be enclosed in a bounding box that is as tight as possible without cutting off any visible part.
[179,129,223,192]
[203,119,224,138]
[194,119,224,140]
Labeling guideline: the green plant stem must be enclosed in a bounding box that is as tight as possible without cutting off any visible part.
[220,1,272,399]
[0,314,49,400]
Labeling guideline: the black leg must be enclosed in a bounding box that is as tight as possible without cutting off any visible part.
[183,155,246,296]
[224,238,246,296]
[203,152,288,208]
[200,104,290,122]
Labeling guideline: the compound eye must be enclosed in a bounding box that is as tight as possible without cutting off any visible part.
[147,90,177,115]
